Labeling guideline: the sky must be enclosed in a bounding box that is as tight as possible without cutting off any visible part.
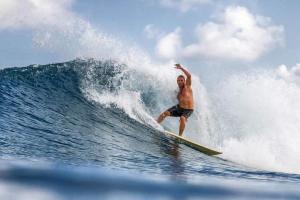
[0,0,299,81]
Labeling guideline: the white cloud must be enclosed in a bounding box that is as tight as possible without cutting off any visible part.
[0,0,151,67]
[0,0,84,52]
[277,64,300,84]
[183,6,284,61]
[0,0,75,30]
[155,27,182,59]
[159,0,213,12]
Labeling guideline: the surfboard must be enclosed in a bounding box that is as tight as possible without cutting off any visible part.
[164,130,222,156]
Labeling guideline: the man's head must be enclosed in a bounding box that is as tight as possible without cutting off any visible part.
[177,75,185,88]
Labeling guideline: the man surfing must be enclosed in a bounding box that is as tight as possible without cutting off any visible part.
[157,64,194,136]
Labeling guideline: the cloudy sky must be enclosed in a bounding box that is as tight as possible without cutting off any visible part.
[0,0,299,79]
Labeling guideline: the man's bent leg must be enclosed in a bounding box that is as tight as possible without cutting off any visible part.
[157,111,170,123]
[179,116,186,136]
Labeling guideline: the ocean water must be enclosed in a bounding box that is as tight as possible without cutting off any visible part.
[0,59,300,200]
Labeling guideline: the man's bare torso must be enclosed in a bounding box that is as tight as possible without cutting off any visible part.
[177,86,194,109]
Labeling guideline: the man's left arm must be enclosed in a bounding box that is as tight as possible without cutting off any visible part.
[175,64,191,86]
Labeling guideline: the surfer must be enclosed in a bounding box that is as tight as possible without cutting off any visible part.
[157,64,194,136]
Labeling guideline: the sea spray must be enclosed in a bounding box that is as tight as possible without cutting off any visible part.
[78,59,217,147]
[212,70,300,173]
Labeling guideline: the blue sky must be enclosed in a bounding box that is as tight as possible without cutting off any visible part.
[0,0,299,80]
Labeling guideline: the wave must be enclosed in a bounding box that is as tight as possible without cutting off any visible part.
[1,58,300,175]
[0,59,221,175]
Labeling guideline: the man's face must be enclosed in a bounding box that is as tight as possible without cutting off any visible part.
[177,77,185,88]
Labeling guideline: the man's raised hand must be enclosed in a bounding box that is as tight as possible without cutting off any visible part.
[174,63,182,69]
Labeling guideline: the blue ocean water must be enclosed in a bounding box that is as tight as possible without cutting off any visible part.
[0,59,300,200]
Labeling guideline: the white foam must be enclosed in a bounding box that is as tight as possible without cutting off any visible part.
[212,70,300,173]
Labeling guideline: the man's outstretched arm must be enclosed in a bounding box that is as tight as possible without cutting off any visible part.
[175,64,191,86]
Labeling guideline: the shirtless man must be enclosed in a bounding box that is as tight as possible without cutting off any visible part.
[157,64,194,136]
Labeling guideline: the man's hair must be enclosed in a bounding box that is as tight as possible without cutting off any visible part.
[177,75,185,79]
